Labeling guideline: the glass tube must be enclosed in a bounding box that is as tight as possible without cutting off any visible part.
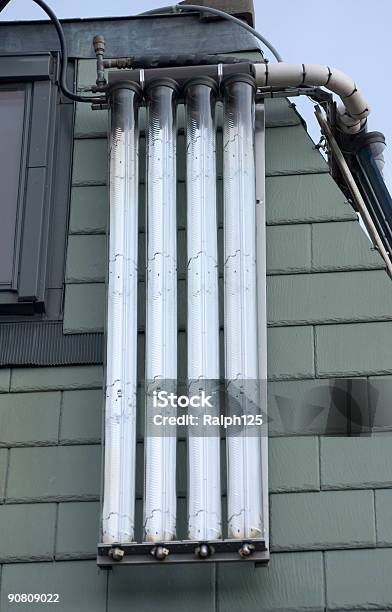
[102,84,140,544]
[185,79,221,541]
[223,77,263,540]
[144,81,178,542]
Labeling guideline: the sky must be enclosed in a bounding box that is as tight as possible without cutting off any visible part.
[2,0,391,188]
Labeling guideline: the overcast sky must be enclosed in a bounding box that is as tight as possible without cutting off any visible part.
[2,0,391,187]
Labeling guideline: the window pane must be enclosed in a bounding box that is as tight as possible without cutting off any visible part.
[0,88,25,286]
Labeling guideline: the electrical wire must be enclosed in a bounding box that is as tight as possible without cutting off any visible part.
[3,0,283,100]
[9,0,100,102]
[139,4,283,63]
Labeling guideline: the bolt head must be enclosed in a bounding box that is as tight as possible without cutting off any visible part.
[152,545,169,561]
[109,546,125,561]
[195,543,214,559]
[239,542,255,558]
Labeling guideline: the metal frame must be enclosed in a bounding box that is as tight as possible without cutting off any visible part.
[0,82,30,292]
[0,53,74,319]
[98,64,269,566]
[255,102,269,547]
[97,538,268,566]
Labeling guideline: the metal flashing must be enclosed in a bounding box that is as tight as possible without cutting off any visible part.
[0,321,103,366]
[0,15,258,59]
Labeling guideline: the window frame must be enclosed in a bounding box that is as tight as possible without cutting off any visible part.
[0,53,74,319]
[0,82,31,292]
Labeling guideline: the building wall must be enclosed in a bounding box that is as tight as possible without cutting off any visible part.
[1,58,392,611]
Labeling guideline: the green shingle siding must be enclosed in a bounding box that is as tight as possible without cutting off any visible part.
[0,367,391,609]
[56,501,100,559]
[0,369,10,393]
[1,55,392,611]
[368,375,392,433]
[266,224,312,274]
[312,220,383,271]
[266,173,356,225]
[267,325,315,380]
[63,284,105,333]
[217,551,325,612]
[0,448,8,502]
[6,445,101,502]
[65,221,383,284]
[0,561,107,612]
[69,186,108,235]
[267,377,371,437]
[264,98,301,128]
[316,322,392,377]
[10,365,103,391]
[268,436,320,493]
[60,389,102,444]
[74,102,108,139]
[375,489,392,546]
[265,124,329,176]
[320,437,392,490]
[0,392,61,446]
[325,548,392,609]
[72,139,107,186]
[270,490,376,551]
[108,564,214,612]
[65,235,106,283]
[0,503,56,562]
[268,270,392,326]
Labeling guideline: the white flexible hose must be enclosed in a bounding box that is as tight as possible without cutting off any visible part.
[254,63,370,134]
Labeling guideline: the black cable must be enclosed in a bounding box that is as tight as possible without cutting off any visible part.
[28,0,99,103]
[139,4,283,63]
[4,1,284,100]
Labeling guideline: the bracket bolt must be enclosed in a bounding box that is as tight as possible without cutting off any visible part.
[109,547,125,561]
[195,543,214,559]
[151,545,169,561]
[239,542,255,558]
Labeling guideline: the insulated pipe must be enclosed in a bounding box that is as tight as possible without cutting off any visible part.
[184,78,221,541]
[144,79,178,543]
[254,63,370,133]
[102,83,141,544]
[223,75,263,540]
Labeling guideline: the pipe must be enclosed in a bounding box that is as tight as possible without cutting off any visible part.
[184,78,221,541]
[106,60,371,137]
[223,75,263,540]
[104,54,249,70]
[254,63,370,134]
[315,106,392,277]
[144,79,178,543]
[354,132,392,257]
[93,35,106,87]
[102,83,141,544]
